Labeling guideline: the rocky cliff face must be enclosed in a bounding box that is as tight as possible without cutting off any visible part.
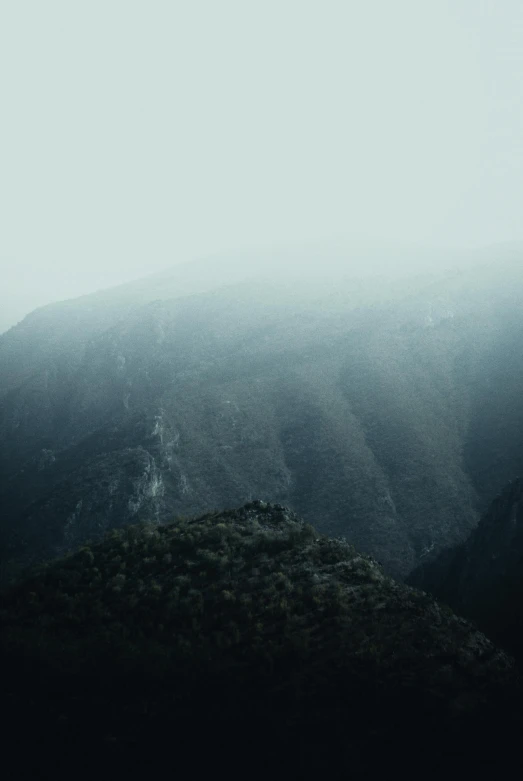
[408,478,523,660]
[1,247,523,584]
[1,501,521,778]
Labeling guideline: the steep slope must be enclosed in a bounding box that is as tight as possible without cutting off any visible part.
[408,478,523,660]
[1,245,523,584]
[1,501,520,778]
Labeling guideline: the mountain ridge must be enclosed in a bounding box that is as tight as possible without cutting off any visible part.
[1,500,520,777]
[2,246,523,584]
[408,477,523,659]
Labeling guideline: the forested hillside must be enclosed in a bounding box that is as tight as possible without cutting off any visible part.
[408,478,523,660]
[1,246,522,583]
[1,501,520,778]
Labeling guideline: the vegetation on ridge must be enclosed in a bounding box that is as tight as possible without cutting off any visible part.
[1,501,520,777]
[409,478,523,662]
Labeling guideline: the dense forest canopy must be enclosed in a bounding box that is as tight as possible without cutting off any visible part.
[2,501,521,777]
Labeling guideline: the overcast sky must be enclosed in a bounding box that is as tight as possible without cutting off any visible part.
[1,0,522,331]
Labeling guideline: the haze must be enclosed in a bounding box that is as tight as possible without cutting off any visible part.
[1,0,522,333]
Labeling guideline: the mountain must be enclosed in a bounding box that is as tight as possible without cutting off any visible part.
[408,478,523,661]
[1,243,523,584]
[1,501,520,778]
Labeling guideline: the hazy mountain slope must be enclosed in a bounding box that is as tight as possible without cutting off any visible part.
[408,478,523,660]
[1,246,523,583]
[1,501,520,778]
[0,278,419,579]
[463,316,523,505]
[0,242,481,395]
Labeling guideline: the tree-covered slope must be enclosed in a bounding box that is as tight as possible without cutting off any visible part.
[1,501,520,778]
[408,478,523,661]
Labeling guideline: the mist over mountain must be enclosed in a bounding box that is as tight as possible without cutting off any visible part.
[1,244,523,586]
[4,2,523,774]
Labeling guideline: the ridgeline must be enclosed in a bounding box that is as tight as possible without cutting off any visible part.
[1,501,521,778]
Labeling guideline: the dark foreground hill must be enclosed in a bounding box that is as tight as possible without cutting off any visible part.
[1,501,521,779]
[408,478,523,662]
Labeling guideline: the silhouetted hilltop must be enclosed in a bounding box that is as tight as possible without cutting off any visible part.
[1,501,520,778]
[408,478,523,661]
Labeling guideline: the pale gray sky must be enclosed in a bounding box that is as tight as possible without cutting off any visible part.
[1,0,522,331]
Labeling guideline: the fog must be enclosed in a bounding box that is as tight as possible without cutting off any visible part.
[1,0,522,332]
